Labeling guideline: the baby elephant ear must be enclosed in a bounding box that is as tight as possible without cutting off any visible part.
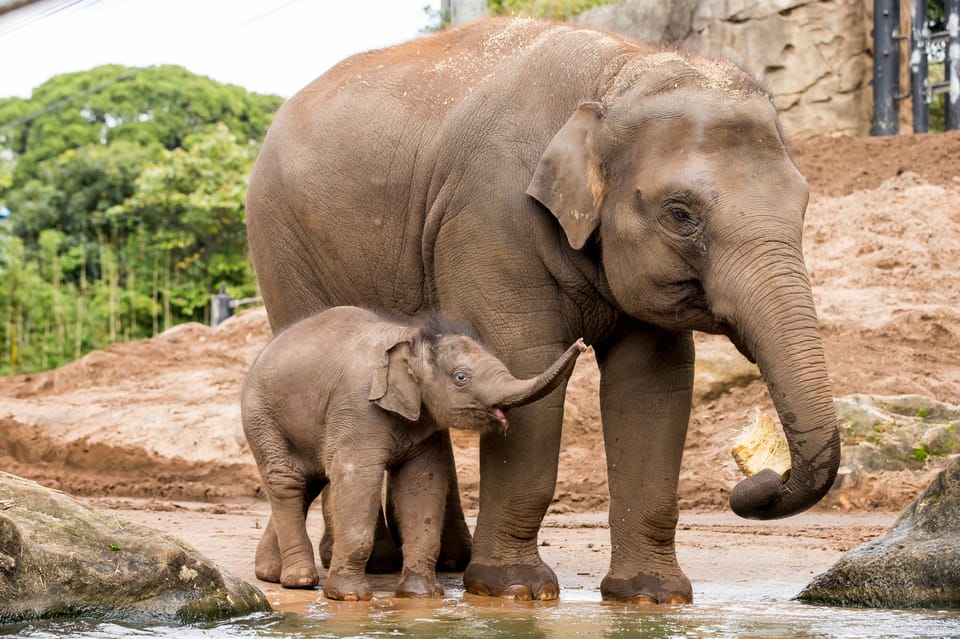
[369,340,421,422]
[526,102,605,250]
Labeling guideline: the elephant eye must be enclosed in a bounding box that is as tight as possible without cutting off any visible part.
[453,370,470,386]
[663,204,701,236]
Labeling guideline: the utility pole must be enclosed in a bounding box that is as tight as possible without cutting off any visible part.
[446,0,486,26]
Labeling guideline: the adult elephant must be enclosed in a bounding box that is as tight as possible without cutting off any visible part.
[245,18,841,604]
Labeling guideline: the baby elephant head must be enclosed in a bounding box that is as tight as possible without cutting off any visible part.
[369,318,586,432]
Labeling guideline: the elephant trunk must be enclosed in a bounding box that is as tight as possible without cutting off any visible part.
[716,249,841,520]
[498,339,587,409]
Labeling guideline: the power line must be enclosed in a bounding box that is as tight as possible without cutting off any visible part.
[0,69,140,131]
[0,0,93,38]
[240,0,306,27]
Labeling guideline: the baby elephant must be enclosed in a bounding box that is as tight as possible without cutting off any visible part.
[242,306,586,600]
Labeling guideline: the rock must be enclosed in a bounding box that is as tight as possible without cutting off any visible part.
[573,0,871,139]
[0,472,271,623]
[798,456,960,608]
[923,424,960,457]
[692,337,760,404]
[835,395,960,473]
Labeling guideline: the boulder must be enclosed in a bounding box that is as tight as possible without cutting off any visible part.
[835,395,960,476]
[798,456,960,608]
[0,472,271,623]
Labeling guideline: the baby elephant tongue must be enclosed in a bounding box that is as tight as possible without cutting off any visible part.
[489,407,509,430]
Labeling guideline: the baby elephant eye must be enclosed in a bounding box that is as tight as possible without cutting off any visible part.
[453,371,470,385]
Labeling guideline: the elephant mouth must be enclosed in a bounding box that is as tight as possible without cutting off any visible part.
[488,407,509,431]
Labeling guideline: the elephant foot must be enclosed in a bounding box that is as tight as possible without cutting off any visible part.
[281,563,320,589]
[254,558,282,584]
[254,526,282,583]
[463,561,559,601]
[395,569,444,598]
[323,572,373,601]
[600,571,692,604]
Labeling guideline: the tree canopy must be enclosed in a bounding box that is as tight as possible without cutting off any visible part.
[0,65,283,375]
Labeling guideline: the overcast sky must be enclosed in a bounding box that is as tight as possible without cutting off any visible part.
[0,0,442,99]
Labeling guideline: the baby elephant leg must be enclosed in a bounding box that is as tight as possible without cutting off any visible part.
[257,462,320,588]
[390,438,449,598]
[256,480,322,584]
[322,459,385,601]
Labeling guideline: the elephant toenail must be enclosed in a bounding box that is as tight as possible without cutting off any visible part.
[629,594,658,605]
[504,584,533,601]
[664,592,691,604]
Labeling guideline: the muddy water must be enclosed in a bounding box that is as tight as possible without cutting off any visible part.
[4,583,960,638]
[4,511,958,638]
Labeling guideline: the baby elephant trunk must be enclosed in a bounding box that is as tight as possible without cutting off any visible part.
[498,339,587,409]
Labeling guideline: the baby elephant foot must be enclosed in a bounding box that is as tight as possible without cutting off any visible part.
[280,563,320,589]
[254,558,282,584]
[323,572,373,601]
[395,568,444,598]
[600,571,693,604]
[463,561,559,601]
[254,527,282,583]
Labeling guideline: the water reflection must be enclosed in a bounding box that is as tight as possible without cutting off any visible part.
[3,588,960,639]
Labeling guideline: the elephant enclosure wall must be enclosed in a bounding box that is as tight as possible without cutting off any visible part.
[0,130,959,517]
[574,0,877,139]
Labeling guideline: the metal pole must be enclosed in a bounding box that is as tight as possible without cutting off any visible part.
[210,284,235,327]
[872,0,901,135]
[910,0,930,132]
[450,0,486,26]
[946,0,960,129]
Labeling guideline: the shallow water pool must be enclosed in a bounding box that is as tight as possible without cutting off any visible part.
[4,582,959,639]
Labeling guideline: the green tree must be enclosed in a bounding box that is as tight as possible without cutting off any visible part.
[0,65,281,375]
[107,124,259,323]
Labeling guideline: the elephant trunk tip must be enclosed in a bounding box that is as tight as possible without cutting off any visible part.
[497,339,587,410]
[729,455,839,521]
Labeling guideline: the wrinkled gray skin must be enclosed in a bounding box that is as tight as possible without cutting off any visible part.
[241,306,585,601]
[245,19,841,603]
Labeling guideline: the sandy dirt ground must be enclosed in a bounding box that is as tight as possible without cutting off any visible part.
[1,130,959,609]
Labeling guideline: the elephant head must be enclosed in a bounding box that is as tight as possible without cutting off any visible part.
[526,54,840,520]
[370,317,587,431]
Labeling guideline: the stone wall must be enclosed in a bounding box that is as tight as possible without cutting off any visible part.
[573,0,873,139]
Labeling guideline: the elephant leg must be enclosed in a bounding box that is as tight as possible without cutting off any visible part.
[463,393,565,600]
[596,324,695,604]
[265,478,320,589]
[389,436,448,598]
[256,479,324,583]
[406,431,471,572]
[378,433,469,573]
[322,459,384,601]
[319,481,402,573]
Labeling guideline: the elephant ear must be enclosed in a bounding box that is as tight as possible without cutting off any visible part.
[526,102,605,250]
[369,340,422,422]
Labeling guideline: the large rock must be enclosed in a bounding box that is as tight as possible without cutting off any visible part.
[0,472,271,623]
[798,456,960,608]
[835,395,960,477]
[573,0,871,138]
